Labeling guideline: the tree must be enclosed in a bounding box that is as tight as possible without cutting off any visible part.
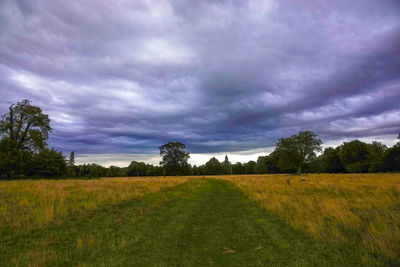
[245,160,256,174]
[320,147,345,173]
[69,151,75,166]
[126,161,148,176]
[0,137,31,179]
[204,157,222,175]
[107,166,123,177]
[255,156,268,174]
[232,162,245,174]
[339,140,370,173]
[0,100,52,153]
[221,155,232,174]
[273,131,322,174]
[159,142,190,175]
[25,148,67,177]
[367,141,387,172]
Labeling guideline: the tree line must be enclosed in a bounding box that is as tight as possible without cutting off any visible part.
[1,100,399,179]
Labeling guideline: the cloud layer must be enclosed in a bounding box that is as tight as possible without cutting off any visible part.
[1,0,400,164]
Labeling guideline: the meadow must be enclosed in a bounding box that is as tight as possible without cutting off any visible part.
[0,177,188,235]
[1,174,399,266]
[217,173,400,258]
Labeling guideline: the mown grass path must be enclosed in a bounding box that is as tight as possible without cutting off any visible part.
[0,179,387,266]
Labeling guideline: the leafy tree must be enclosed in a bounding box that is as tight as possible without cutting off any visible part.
[106,166,123,177]
[0,100,52,153]
[192,165,199,175]
[245,160,256,174]
[367,141,387,172]
[255,156,268,174]
[204,157,222,175]
[339,140,370,173]
[221,155,232,174]
[0,137,31,179]
[384,147,400,172]
[232,162,245,174]
[69,151,75,166]
[159,142,190,175]
[126,161,148,176]
[273,131,322,174]
[25,148,67,177]
[320,147,346,173]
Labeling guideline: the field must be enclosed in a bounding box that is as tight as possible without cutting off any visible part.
[1,174,399,266]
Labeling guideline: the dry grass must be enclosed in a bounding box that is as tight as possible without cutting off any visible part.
[215,173,400,258]
[0,177,188,235]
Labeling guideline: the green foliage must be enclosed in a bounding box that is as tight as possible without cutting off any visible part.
[0,99,52,153]
[254,156,268,174]
[384,147,400,172]
[319,147,346,173]
[106,166,123,177]
[25,148,67,177]
[221,155,232,174]
[339,140,370,173]
[273,131,322,174]
[367,141,387,172]
[232,162,245,174]
[159,142,190,175]
[126,161,148,176]
[244,160,256,174]
[205,157,223,175]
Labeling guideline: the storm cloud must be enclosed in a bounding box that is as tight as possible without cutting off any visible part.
[1,0,400,165]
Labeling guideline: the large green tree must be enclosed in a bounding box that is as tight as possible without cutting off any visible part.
[159,142,190,175]
[0,100,52,153]
[221,155,232,175]
[273,131,322,174]
[204,157,222,175]
[338,140,370,173]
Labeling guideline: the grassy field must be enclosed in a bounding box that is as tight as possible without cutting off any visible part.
[0,177,188,235]
[1,174,399,266]
[217,173,400,258]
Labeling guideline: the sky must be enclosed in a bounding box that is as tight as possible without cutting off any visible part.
[1,0,400,167]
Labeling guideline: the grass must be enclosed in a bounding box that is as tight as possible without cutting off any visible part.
[0,177,188,235]
[216,173,400,259]
[0,178,388,266]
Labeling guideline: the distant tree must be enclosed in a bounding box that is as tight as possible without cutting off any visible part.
[69,151,75,166]
[232,162,245,174]
[25,148,67,177]
[204,157,223,175]
[159,142,190,175]
[126,161,148,176]
[146,165,156,176]
[0,100,52,153]
[221,155,232,174]
[191,165,199,175]
[320,147,346,173]
[255,156,268,174]
[245,160,256,174]
[338,140,370,173]
[107,166,123,177]
[273,131,322,174]
[367,141,387,172]
[384,146,400,172]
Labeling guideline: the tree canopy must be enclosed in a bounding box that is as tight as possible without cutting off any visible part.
[273,131,322,174]
[159,141,190,175]
[0,99,52,153]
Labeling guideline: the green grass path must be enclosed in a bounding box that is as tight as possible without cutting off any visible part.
[0,179,386,266]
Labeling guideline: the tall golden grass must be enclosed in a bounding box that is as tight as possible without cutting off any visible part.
[216,173,400,258]
[0,177,187,235]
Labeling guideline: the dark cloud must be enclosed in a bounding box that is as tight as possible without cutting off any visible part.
[1,0,400,163]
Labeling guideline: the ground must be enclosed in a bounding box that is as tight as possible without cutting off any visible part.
[1,178,394,266]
